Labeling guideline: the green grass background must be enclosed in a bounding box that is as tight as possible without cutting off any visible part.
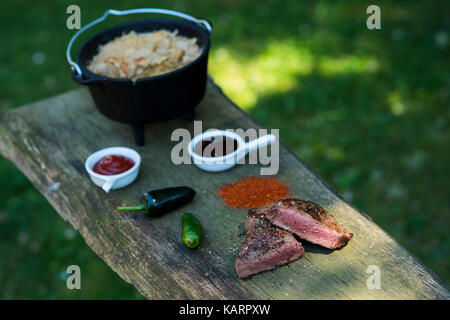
[0,0,448,298]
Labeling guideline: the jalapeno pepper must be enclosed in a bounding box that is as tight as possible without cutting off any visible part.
[116,186,195,217]
[181,213,203,249]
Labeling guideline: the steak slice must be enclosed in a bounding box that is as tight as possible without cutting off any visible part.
[235,210,304,279]
[263,198,353,249]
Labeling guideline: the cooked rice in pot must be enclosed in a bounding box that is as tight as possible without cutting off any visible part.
[87,30,202,80]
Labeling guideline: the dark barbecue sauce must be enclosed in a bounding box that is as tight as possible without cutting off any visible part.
[93,155,135,175]
[194,136,238,157]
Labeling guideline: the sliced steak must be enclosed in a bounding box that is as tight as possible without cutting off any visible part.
[244,207,272,232]
[262,198,353,249]
[235,211,304,279]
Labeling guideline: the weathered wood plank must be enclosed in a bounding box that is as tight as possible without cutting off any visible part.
[0,79,448,299]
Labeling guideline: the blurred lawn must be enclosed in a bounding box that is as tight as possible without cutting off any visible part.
[0,0,448,298]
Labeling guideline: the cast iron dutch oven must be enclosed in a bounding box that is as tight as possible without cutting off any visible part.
[66,9,212,145]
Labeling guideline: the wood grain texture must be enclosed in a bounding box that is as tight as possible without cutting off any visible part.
[0,78,448,299]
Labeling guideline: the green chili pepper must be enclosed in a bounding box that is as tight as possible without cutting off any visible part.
[181,213,203,249]
[117,187,195,217]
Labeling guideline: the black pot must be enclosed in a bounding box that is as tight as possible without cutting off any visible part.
[67,9,212,145]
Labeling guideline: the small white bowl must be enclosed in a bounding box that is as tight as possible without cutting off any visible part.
[84,146,141,193]
[187,130,275,172]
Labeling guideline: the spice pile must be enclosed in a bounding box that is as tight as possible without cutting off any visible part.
[218,176,290,208]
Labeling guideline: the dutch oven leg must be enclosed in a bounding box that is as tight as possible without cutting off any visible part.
[131,124,145,146]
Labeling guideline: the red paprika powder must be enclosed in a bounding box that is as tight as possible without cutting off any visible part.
[218,176,290,208]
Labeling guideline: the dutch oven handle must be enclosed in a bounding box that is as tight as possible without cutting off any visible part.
[66,8,213,82]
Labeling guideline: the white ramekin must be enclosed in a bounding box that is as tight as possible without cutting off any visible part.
[187,130,275,172]
[84,146,141,193]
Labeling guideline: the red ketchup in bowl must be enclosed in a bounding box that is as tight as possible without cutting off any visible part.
[93,155,135,175]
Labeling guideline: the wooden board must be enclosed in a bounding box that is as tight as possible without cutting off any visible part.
[0,79,448,299]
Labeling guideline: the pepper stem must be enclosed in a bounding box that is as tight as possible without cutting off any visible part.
[116,204,146,212]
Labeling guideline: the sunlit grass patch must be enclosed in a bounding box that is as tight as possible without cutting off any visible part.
[318,55,379,75]
[388,91,408,115]
[209,40,313,109]
[210,40,379,110]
